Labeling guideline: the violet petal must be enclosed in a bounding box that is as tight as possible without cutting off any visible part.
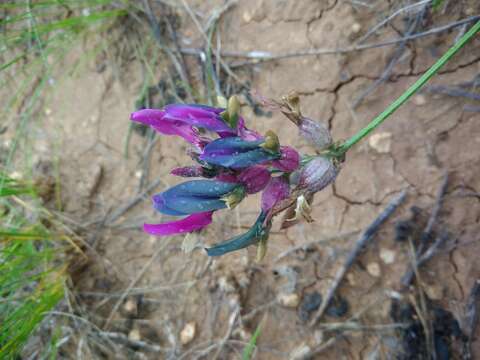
[144,211,213,236]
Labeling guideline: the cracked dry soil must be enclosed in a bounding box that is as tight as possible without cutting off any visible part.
[13,0,480,358]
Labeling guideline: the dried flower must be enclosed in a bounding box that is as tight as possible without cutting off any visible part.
[298,156,338,193]
[298,117,332,151]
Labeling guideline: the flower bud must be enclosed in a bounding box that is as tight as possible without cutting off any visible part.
[298,156,337,194]
[221,186,246,209]
[227,95,240,119]
[298,117,332,151]
[260,130,280,153]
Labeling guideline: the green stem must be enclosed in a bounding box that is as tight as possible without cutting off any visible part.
[336,20,480,157]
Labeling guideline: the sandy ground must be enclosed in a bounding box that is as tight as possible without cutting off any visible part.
[3,0,480,358]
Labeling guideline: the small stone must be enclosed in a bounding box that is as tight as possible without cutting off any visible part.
[425,284,443,300]
[123,299,138,316]
[242,11,252,23]
[128,328,141,342]
[367,262,381,278]
[379,248,396,264]
[351,22,361,34]
[290,343,312,359]
[278,292,300,308]
[413,94,427,106]
[180,322,196,345]
[368,132,392,153]
[346,273,356,286]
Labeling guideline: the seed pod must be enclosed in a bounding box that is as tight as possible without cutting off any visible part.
[298,117,332,151]
[298,156,337,194]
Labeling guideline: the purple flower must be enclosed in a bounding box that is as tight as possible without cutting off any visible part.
[144,211,213,236]
[261,176,290,213]
[200,137,280,169]
[153,180,242,216]
[130,104,262,150]
[237,166,271,194]
[271,146,300,172]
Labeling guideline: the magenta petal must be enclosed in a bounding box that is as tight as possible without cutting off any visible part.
[261,177,290,212]
[144,212,213,236]
[130,109,166,125]
[271,146,300,172]
[152,121,200,145]
[237,166,271,194]
[237,118,263,141]
[215,173,238,183]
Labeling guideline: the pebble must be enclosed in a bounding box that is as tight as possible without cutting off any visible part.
[368,132,392,153]
[346,273,356,286]
[290,343,312,360]
[379,248,396,265]
[367,262,381,278]
[413,94,427,106]
[425,284,443,300]
[180,322,196,345]
[123,299,138,316]
[128,328,141,342]
[242,11,252,23]
[351,22,361,34]
[277,292,300,308]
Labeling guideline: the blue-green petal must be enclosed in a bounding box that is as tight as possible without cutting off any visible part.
[206,212,267,256]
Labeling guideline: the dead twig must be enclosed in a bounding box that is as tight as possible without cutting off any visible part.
[356,0,432,44]
[401,173,449,287]
[142,0,194,102]
[212,306,240,360]
[352,4,428,108]
[309,190,407,326]
[463,280,480,359]
[401,231,450,288]
[99,331,163,353]
[179,15,480,64]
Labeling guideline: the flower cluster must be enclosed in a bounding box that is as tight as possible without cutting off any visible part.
[131,94,338,258]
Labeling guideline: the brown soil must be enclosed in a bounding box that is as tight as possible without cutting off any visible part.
[4,0,480,359]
